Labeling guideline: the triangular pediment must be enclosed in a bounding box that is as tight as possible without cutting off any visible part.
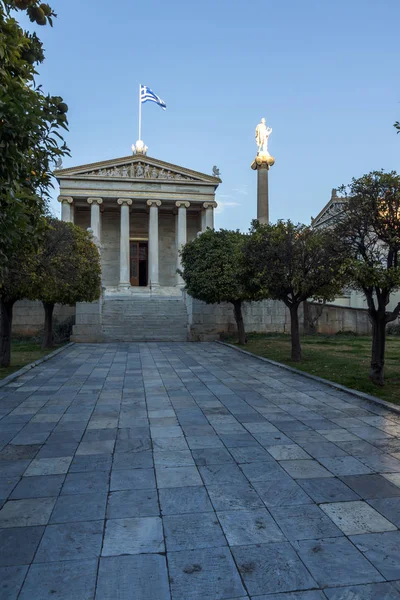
[312,192,346,229]
[54,155,221,185]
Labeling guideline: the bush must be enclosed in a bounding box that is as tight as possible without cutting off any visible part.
[387,323,400,336]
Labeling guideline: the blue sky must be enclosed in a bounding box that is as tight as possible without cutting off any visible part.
[27,0,400,229]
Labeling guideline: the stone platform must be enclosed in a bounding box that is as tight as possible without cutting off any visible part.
[1,343,400,599]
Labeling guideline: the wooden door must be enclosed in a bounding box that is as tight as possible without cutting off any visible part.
[130,241,148,286]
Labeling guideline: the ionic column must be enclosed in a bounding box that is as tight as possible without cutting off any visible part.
[176,201,190,286]
[58,196,74,223]
[203,202,217,230]
[117,198,132,288]
[87,197,103,242]
[147,200,161,288]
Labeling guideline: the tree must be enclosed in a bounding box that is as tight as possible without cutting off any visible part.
[179,229,257,344]
[243,220,348,362]
[33,219,102,348]
[335,171,400,386]
[0,0,69,278]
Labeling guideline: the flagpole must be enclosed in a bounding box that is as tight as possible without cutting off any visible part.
[138,83,142,141]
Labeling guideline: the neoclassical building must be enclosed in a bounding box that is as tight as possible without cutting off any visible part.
[56,153,220,290]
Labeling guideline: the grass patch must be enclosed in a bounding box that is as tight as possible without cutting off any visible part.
[225,333,400,405]
[0,340,63,380]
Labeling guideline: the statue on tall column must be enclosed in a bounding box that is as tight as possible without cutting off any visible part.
[255,117,272,156]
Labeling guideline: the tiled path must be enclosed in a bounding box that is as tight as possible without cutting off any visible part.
[1,344,400,599]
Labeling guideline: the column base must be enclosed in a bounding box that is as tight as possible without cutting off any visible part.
[118,283,131,290]
[150,282,160,289]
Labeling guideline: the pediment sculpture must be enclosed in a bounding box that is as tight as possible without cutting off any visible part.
[85,163,196,181]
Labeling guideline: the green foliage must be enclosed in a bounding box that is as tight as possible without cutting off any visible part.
[335,171,400,321]
[32,218,102,305]
[179,229,257,305]
[243,220,348,307]
[0,0,69,279]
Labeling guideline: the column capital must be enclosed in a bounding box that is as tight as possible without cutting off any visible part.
[176,201,190,208]
[58,196,73,204]
[147,200,162,207]
[117,198,133,206]
[87,197,103,205]
[203,202,217,209]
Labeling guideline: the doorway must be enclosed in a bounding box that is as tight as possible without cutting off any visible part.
[130,241,148,286]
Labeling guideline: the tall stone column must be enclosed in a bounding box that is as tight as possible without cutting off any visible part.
[58,196,74,223]
[203,202,217,230]
[251,155,275,225]
[117,198,132,289]
[176,201,190,286]
[147,200,161,288]
[87,197,103,242]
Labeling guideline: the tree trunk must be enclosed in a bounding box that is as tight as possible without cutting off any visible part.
[233,301,247,345]
[0,299,14,368]
[370,315,386,386]
[289,303,302,362]
[42,302,55,349]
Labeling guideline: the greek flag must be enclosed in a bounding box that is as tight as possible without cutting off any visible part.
[140,85,166,110]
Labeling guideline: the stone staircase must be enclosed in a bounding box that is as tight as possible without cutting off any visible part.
[101,293,189,342]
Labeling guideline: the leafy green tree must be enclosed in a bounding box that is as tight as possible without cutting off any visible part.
[33,219,102,349]
[335,171,400,386]
[0,0,69,278]
[179,229,258,344]
[243,220,348,362]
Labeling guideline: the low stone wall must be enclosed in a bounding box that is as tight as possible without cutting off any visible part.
[12,300,76,337]
[185,296,373,341]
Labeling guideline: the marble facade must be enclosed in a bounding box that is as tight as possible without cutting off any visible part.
[55,154,220,289]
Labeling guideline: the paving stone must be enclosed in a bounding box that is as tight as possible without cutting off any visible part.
[156,466,202,488]
[232,542,317,596]
[24,457,72,476]
[0,497,55,527]
[253,592,326,600]
[368,497,400,528]
[0,477,19,500]
[240,460,289,484]
[107,489,159,518]
[358,454,400,473]
[351,531,400,579]
[167,546,246,599]
[102,516,164,556]
[293,537,384,587]
[324,582,400,599]
[50,492,107,523]
[112,451,153,470]
[217,508,285,545]
[0,526,44,567]
[34,520,104,563]
[61,471,109,495]
[266,444,311,460]
[68,454,112,473]
[280,460,334,479]
[163,512,226,551]
[340,474,400,499]
[186,435,224,449]
[159,485,213,515]
[153,450,194,467]
[10,475,64,499]
[191,447,234,465]
[254,432,294,447]
[0,460,30,478]
[270,504,342,540]
[18,559,98,600]
[207,484,265,511]
[0,444,41,461]
[321,430,359,442]
[35,442,79,459]
[199,463,249,486]
[0,565,28,600]
[317,456,373,476]
[298,477,360,503]
[299,442,347,458]
[320,501,397,535]
[254,478,314,507]
[76,440,115,455]
[384,473,400,487]
[96,554,170,600]
[110,468,156,491]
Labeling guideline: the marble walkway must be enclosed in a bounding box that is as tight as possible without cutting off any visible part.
[1,343,400,599]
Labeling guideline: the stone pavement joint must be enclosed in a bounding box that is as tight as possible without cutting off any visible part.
[1,342,400,599]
